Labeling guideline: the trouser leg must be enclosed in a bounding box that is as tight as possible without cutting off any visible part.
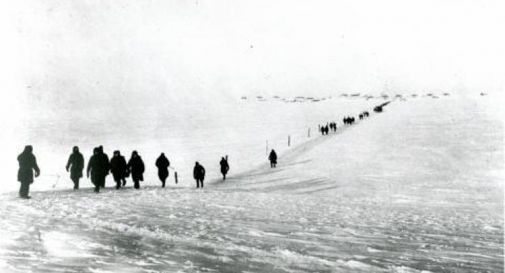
[24,182,30,197]
[92,178,100,193]
[134,179,140,189]
[72,178,79,189]
[19,182,30,198]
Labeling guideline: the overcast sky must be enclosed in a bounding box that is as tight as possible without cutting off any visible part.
[0,0,504,115]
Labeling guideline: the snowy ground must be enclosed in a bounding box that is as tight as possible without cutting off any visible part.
[0,95,503,272]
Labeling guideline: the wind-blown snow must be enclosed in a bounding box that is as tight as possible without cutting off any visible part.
[0,95,502,272]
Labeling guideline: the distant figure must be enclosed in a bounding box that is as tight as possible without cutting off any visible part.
[344,116,355,125]
[329,122,337,132]
[320,125,329,135]
[268,149,277,168]
[155,153,170,187]
[219,156,229,180]
[66,146,84,190]
[193,162,206,188]
[110,150,128,189]
[17,145,40,199]
[127,151,145,189]
[87,147,109,193]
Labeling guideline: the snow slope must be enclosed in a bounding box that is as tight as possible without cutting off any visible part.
[0,95,502,273]
[0,96,374,193]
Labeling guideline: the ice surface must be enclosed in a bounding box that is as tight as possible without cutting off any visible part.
[0,95,502,272]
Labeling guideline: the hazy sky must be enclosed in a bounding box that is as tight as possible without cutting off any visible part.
[0,0,503,190]
[0,0,504,115]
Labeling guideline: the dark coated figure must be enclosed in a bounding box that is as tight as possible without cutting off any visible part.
[268,149,277,168]
[320,125,329,135]
[66,146,84,190]
[155,153,170,187]
[127,151,145,189]
[363,111,369,117]
[17,145,40,199]
[329,122,337,132]
[87,147,110,193]
[343,116,355,125]
[359,114,364,120]
[97,146,110,188]
[110,150,128,189]
[193,162,206,188]
[220,156,229,180]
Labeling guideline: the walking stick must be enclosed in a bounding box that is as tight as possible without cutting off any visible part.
[168,166,178,184]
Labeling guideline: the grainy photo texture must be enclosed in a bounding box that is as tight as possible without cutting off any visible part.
[0,1,503,272]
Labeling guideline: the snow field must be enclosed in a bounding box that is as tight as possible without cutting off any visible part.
[0,95,502,272]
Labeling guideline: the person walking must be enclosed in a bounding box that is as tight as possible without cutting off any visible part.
[66,146,84,190]
[97,146,110,188]
[110,150,128,189]
[155,153,170,188]
[127,151,145,189]
[193,162,206,188]
[17,145,40,199]
[219,157,229,180]
[268,149,277,168]
[87,147,109,193]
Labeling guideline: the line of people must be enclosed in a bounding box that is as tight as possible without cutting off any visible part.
[322,110,374,136]
[17,105,390,198]
[73,146,147,193]
[319,121,338,135]
[342,116,355,125]
[18,107,385,199]
[358,111,370,120]
[320,124,330,135]
[17,145,233,198]
[16,104,390,199]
